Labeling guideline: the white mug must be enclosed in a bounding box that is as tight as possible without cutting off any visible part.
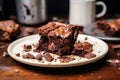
[69,0,107,26]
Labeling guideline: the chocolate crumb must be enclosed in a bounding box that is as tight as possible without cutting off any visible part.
[35,53,42,60]
[58,56,75,63]
[14,69,20,73]
[24,44,32,49]
[85,37,88,40]
[22,53,35,59]
[90,73,94,76]
[117,52,120,56]
[33,43,39,49]
[33,49,41,53]
[98,76,102,79]
[16,53,20,57]
[84,53,96,59]
[23,44,32,52]
[118,67,120,70]
[2,51,9,57]
[0,45,6,48]
[106,59,120,66]
[43,52,54,62]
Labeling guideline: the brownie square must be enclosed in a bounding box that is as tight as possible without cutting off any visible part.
[97,19,120,36]
[0,20,20,41]
[37,22,77,56]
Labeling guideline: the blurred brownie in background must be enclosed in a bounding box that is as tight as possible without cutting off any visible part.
[0,20,20,41]
[97,19,120,36]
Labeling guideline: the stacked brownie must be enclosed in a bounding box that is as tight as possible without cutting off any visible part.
[0,20,20,41]
[97,19,120,36]
[37,22,77,55]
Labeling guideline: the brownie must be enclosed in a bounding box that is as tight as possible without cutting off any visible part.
[0,20,20,41]
[72,41,93,57]
[37,22,77,56]
[97,19,120,36]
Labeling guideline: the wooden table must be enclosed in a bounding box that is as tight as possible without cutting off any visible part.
[0,22,120,80]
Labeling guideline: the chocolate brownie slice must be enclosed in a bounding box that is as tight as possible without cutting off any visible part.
[37,22,77,56]
[97,19,120,36]
[0,20,20,41]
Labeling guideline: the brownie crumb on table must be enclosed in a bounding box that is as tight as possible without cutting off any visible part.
[2,51,9,57]
[106,59,120,66]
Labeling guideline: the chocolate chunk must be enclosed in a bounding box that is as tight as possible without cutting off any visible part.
[23,44,32,52]
[106,59,120,66]
[72,41,93,56]
[24,44,32,49]
[22,53,34,59]
[33,43,39,49]
[58,56,75,63]
[43,52,53,62]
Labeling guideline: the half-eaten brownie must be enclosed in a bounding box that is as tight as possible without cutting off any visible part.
[37,22,77,56]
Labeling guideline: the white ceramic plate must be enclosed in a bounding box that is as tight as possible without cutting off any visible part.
[7,34,108,68]
[84,20,120,41]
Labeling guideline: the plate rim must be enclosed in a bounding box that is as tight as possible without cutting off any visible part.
[7,34,109,68]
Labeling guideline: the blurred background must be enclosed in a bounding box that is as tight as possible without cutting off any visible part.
[0,0,120,20]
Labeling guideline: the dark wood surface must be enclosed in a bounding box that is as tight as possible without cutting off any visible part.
[0,21,120,80]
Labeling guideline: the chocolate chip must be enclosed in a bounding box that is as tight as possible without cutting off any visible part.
[16,53,20,57]
[85,37,88,40]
